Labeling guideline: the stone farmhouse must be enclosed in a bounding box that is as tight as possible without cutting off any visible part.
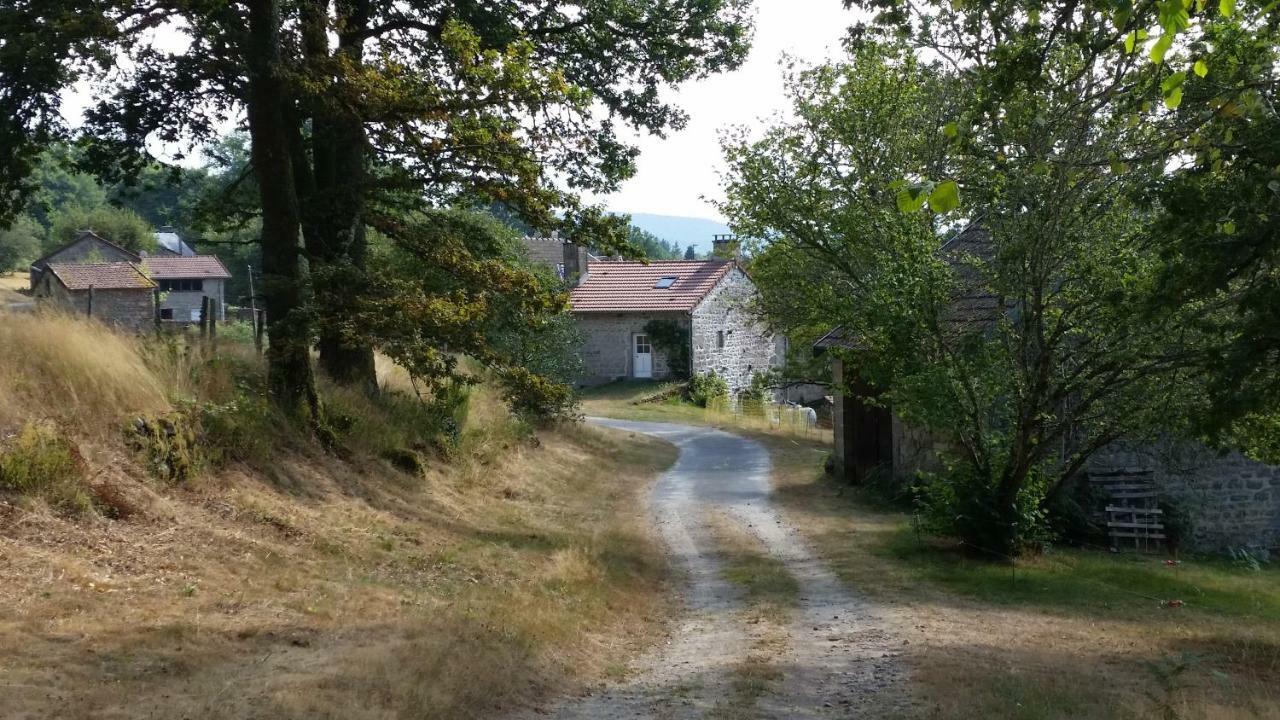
[28,230,139,288]
[30,229,232,327]
[519,236,781,391]
[146,255,231,323]
[32,261,157,332]
[816,223,1280,554]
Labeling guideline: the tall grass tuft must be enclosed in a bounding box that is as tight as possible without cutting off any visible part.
[0,313,170,433]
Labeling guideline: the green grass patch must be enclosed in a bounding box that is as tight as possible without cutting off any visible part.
[0,421,91,513]
[876,526,1280,621]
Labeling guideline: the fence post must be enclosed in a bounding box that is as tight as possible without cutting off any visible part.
[209,297,218,350]
[153,288,161,331]
[254,309,265,354]
[199,296,210,340]
[87,285,95,318]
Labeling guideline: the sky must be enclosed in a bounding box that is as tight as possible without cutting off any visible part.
[591,0,855,222]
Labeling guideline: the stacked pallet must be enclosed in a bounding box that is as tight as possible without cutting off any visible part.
[1089,469,1166,551]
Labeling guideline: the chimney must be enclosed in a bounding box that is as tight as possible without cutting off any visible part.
[562,241,588,286]
[711,234,739,259]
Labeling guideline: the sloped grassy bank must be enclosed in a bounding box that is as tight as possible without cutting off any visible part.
[0,314,677,719]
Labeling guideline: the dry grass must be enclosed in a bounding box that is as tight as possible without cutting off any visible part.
[759,435,1280,720]
[0,313,170,434]
[0,314,682,719]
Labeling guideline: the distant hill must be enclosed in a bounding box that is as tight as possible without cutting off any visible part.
[621,212,731,256]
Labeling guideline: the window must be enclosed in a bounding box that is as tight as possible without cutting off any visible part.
[159,278,203,293]
[654,276,677,289]
[634,334,651,354]
[716,330,725,349]
[159,308,174,320]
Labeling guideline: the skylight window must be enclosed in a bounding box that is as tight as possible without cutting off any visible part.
[654,276,677,289]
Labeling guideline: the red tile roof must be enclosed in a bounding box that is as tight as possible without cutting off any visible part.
[142,255,232,279]
[570,260,733,312]
[45,262,156,291]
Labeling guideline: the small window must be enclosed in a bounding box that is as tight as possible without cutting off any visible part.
[159,308,174,320]
[716,330,725,349]
[654,276,677,289]
[159,279,204,292]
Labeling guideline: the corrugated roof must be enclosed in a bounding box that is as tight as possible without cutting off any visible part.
[143,255,231,279]
[570,260,733,312]
[46,262,156,291]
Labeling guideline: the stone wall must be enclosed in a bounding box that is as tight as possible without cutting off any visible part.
[574,311,686,385]
[159,280,226,323]
[891,415,948,480]
[689,267,780,394]
[35,278,155,332]
[1089,442,1280,553]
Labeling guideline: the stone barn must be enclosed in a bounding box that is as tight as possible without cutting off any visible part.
[32,262,157,332]
[29,230,142,289]
[569,259,780,391]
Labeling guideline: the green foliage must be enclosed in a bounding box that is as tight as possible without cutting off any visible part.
[627,226,682,259]
[48,204,155,253]
[916,458,1055,556]
[722,35,1227,554]
[356,209,578,422]
[0,214,44,271]
[642,319,691,380]
[197,396,274,469]
[684,244,697,260]
[688,372,729,408]
[0,421,90,514]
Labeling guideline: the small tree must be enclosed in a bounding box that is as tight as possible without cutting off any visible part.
[721,42,1213,555]
[0,215,43,271]
[47,204,155,254]
[683,244,697,260]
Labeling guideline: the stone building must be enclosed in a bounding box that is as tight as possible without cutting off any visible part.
[143,256,231,323]
[32,262,156,332]
[29,230,142,289]
[519,236,590,284]
[817,223,1280,553]
[569,259,780,390]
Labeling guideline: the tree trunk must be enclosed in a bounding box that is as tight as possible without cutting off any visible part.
[245,0,320,419]
[304,0,378,394]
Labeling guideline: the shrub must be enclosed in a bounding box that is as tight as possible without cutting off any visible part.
[688,372,729,408]
[916,458,1054,556]
[643,319,690,379]
[0,421,90,513]
[198,395,275,468]
[738,371,771,416]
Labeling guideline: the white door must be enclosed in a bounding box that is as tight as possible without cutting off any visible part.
[633,334,653,378]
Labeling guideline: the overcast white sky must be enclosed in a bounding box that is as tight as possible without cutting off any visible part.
[593,0,854,221]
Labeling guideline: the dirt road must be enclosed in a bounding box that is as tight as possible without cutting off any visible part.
[519,419,909,719]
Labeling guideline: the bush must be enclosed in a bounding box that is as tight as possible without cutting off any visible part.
[0,421,91,513]
[643,319,690,379]
[738,371,771,416]
[916,458,1054,557]
[198,395,275,468]
[688,372,729,408]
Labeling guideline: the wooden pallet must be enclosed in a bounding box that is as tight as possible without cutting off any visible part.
[1090,470,1165,552]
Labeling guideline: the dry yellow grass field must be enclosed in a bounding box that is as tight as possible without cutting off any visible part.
[0,314,679,719]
